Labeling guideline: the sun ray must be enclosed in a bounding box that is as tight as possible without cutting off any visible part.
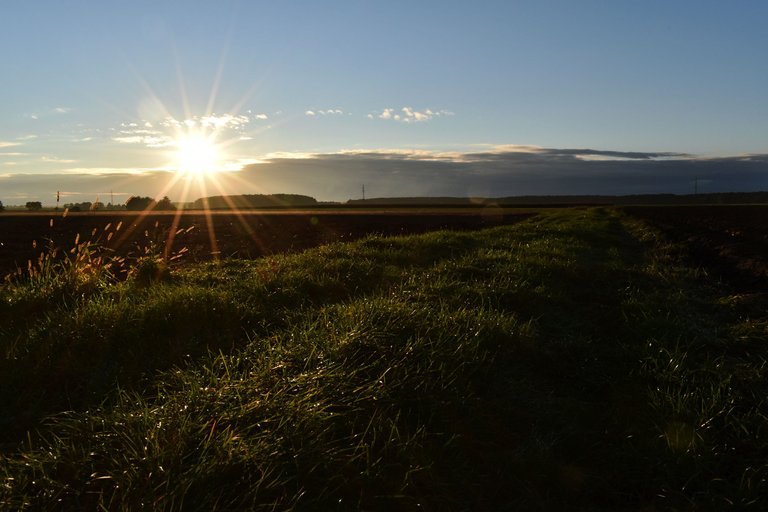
[100,33,287,264]
[109,170,186,252]
[206,36,233,117]
[171,41,193,123]
[163,176,195,260]
[196,176,220,260]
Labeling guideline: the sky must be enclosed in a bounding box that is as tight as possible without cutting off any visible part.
[1,0,767,205]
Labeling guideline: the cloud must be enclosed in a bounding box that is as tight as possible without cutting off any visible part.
[337,148,463,161]
[0,141,21,148]
[306,109,345,117]
[156,114,250,131]
[457,146,690,163]
[199,114,250,130]
[113,113,251,149]
[233,147,768,200]
[58,167,159,175]
[373,107,454,123]
[41,156,78,164]
[542,148,689,161]
[247,110,271,120]
[3,146,768,203]
[26,107,73,119]
[112,134,174,148]
[0,170,166,204]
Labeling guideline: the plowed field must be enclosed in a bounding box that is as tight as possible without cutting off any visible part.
[0,209,535,275]
[625,205,768,291]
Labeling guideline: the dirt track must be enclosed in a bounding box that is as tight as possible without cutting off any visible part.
[0,209,535,275]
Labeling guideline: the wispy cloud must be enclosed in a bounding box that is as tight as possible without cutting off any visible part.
[449,145,690,162]
[198,114,250,130]
[41,156,78,164]
[305,109,345,117]
[336,148,463,161]
[246,110,270,120]
[113,113,251,149]
[126,114,251,131]
[0,141,21,148]
[25,107,73,119]
[112,135,174,148]
[260,151,319,160]
[59,166,163,175]
[371,107,454,123]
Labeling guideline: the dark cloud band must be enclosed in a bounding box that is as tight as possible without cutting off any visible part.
[2,148,767,204]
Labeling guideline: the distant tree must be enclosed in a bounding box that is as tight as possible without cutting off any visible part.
[0,200,4,212]
[125,196,154,211]
[64,202,91,211]
[155,196,176,211]
[25,201,42,211]
[91,201,105,211]
[191,194,318,209]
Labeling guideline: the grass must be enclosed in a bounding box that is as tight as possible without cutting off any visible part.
[1,208,767,509]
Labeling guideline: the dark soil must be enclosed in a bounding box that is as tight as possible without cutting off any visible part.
[624,205,768,292]
[0,209,535,277]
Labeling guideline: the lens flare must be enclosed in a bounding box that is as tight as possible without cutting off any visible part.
[174,131,222,179]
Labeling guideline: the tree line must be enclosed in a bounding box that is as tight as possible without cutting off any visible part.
[0,196,176,212]
[124,196,175,211]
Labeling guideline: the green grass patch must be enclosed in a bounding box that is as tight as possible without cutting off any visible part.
[2,208,767,509]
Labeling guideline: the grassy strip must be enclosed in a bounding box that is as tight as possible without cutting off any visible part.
[0,228,483,439]
[1,208,767,509]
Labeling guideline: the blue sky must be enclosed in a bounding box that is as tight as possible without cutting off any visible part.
[1,1,767,204]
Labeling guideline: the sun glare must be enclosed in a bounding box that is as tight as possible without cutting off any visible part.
[174,132,222,178]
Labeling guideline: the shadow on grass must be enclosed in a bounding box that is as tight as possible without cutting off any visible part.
[2,208,766,509]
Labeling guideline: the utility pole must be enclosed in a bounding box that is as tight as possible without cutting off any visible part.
[362,184,365,201]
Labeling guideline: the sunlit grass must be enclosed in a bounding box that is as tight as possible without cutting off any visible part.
[1,208,767,509]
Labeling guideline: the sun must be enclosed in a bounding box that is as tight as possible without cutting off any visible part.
[174,131,222,178]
